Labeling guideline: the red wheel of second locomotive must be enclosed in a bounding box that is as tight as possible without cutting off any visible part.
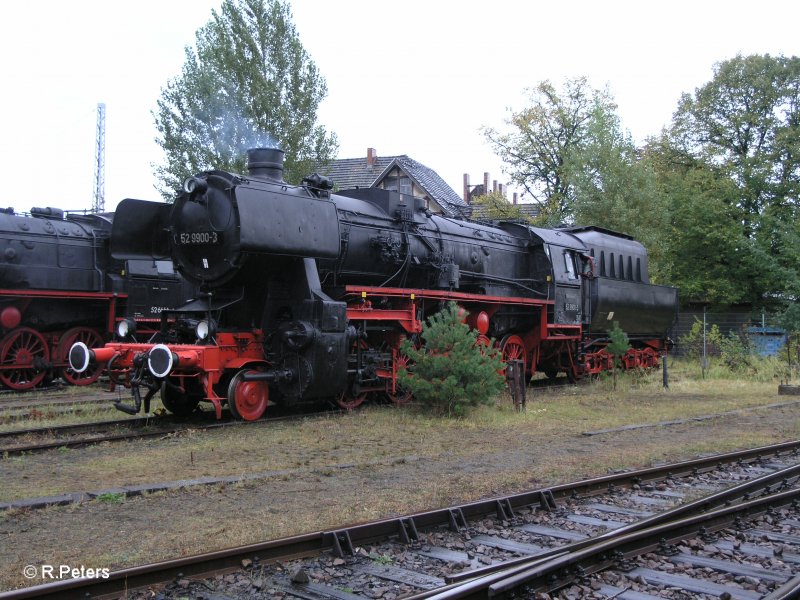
[59,327,104,386]
[228,369,270,421]
[0,327,50,390]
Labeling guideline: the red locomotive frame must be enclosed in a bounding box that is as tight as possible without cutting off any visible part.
[85,285,668,420]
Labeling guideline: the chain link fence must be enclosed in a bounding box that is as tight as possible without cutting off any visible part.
[669,311,788,358]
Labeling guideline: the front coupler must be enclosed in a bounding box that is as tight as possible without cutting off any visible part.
[113,353,160,415]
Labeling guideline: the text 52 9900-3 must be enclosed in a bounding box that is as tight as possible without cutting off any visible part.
[176,231,222,245]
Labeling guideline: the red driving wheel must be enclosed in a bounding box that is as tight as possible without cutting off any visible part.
[0,327,50,390]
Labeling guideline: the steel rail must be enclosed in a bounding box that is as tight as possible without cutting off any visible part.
[487,487,800,599]
[763,574,800,600]
[408,459,800,599]
[437,455,800,585]
[0,409,341,455]
[2,427,202,455]
[0,531,329,600]
[0,416,163,439]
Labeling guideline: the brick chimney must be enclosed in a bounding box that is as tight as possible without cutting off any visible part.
[463,174,470,204]
[367,148,377,167]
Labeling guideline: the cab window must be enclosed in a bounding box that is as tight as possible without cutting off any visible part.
[564,252,578,280]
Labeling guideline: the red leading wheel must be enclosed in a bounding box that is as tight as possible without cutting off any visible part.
[228,369,270,421]
[59,327,104,386]
[0,327,50,390]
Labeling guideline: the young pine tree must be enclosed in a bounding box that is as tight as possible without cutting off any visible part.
[607,321,630,390]
[398,303,506,416]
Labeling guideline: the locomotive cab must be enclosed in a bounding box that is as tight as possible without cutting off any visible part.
[522,227,590,327]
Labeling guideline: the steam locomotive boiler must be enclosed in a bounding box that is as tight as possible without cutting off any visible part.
[69,147,678,419]
[0,206,193,390]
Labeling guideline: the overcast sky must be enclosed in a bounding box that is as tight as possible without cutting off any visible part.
[1,1,798,215]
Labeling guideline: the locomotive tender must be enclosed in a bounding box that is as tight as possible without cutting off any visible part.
[70,147,678,419]
[0,206,192,390]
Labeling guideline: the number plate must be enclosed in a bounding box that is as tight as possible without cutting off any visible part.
[176,231,222,246]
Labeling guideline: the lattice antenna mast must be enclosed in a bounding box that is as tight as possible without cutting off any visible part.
[92,103,106,213]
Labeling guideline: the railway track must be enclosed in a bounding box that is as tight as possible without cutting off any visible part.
[0,385,120,425]
[0,414,209,455]
[3,441,799,599]
[0,376,574,428]
[0,383,113,407]
[0,407,341,456]
[0,396,109,414]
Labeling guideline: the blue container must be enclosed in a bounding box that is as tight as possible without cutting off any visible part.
[747,326,787,357]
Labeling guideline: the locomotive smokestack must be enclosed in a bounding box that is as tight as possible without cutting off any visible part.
[247,147,285,181]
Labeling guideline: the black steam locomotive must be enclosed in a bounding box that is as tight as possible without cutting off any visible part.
[70,148,677,419]
[0,206,193,390]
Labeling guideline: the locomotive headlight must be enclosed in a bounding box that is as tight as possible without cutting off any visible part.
[195,319,216,341]
[147,344,175,379]
[116,318,136,339]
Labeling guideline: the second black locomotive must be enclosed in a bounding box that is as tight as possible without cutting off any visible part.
[0,206,193,390]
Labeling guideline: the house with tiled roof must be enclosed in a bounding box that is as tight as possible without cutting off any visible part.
[320,148,469,218]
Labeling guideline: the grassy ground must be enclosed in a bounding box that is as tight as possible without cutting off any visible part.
[0,385,145,431]
[0,358,796,503]
[1,357,799,591]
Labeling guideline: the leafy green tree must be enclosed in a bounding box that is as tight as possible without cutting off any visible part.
[779,303,800,377]
[569,103,669,279]
[482,78,617,225]
[668,54,800,307]
[398,303,506,416]
[471,190,535,222]
[153,0,338,198]
[643,137,760,304]
[607,321,630,366]
[672,54,800,223]
[780,303,800,336]
[719,329,753,371]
